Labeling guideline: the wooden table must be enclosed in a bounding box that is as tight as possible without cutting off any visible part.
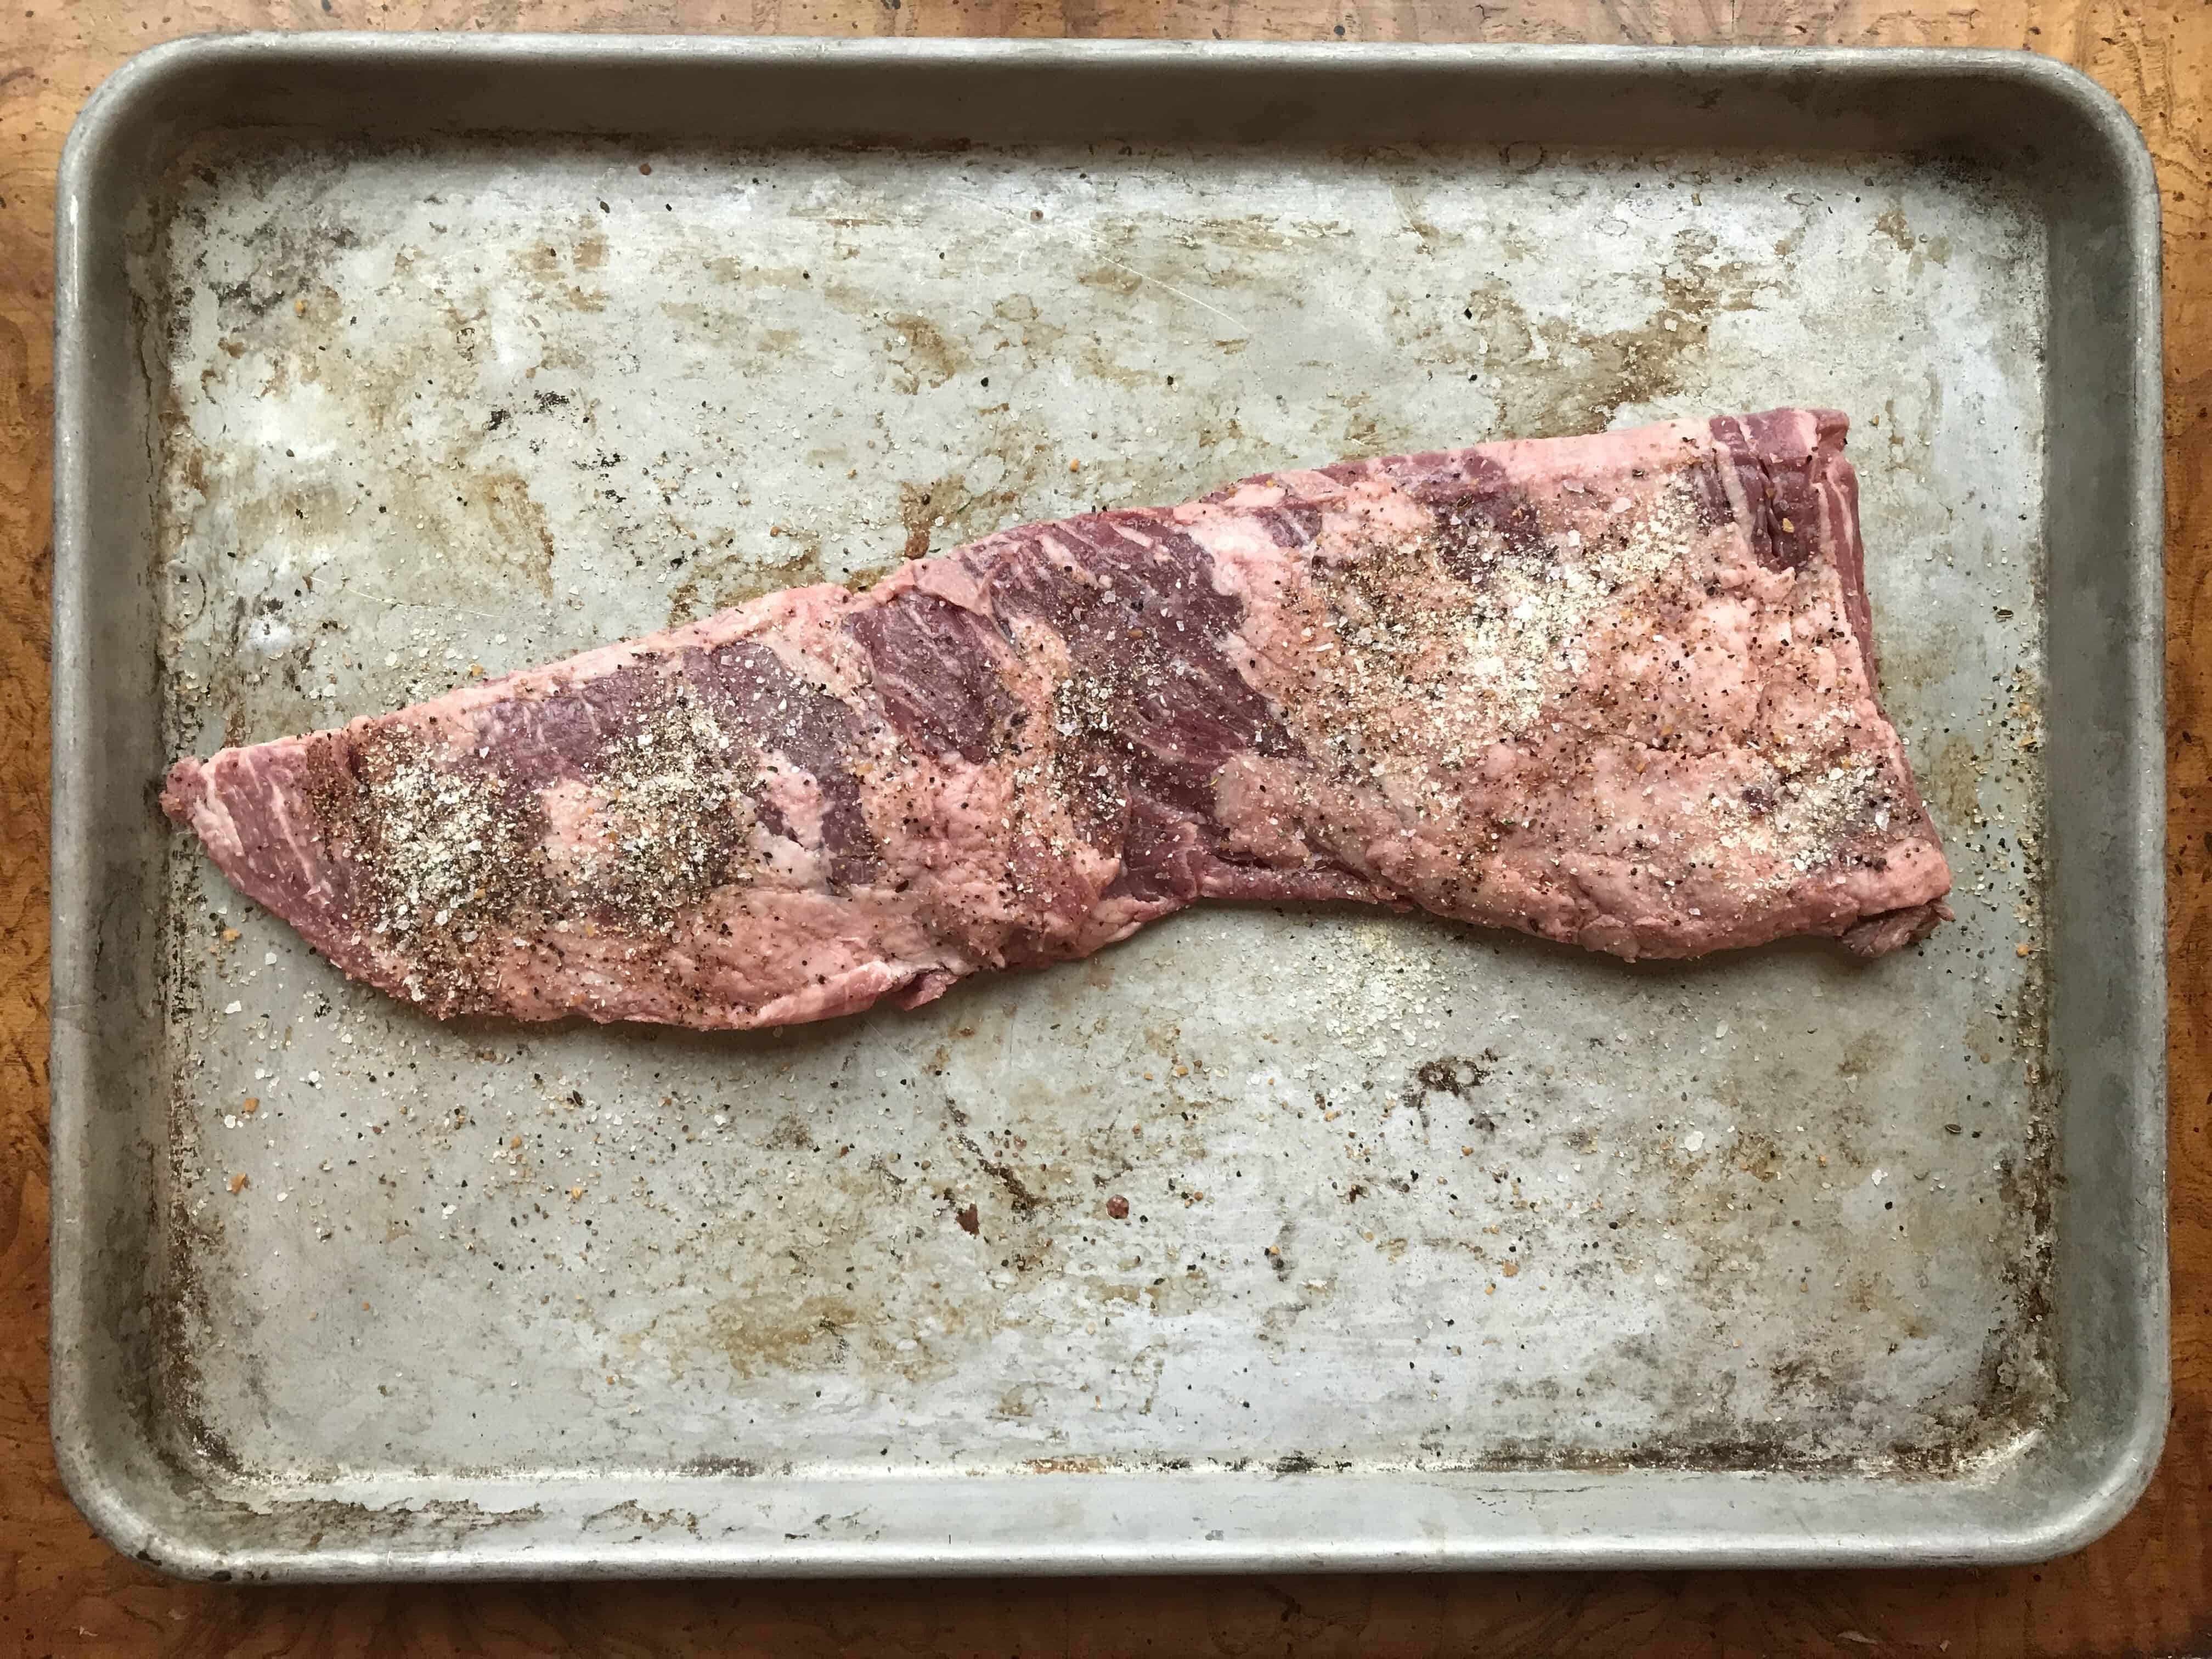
[3,2,2204,1653]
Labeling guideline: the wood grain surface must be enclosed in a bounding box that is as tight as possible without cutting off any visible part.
[3,1,2206,1654]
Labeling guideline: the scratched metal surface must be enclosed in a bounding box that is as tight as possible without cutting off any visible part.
[117,89,2077,1562]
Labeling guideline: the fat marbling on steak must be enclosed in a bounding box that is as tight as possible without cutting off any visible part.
[162,409,1953,1029]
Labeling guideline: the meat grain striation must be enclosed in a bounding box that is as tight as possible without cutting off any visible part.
[163,409,1953,1029]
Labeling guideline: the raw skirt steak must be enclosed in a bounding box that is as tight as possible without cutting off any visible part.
[163,409,1953,1029]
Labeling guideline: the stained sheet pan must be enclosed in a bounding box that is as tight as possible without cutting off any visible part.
[50,36,2165,1577]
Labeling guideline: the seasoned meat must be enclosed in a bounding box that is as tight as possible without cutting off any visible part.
[162,409,1951,1029]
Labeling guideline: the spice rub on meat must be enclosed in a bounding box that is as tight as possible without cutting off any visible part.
[162,408,1953,1030]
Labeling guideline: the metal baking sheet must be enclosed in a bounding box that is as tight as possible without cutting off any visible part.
[50,37,2166,1577]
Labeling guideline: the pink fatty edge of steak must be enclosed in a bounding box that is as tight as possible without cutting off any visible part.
[1713,410,1951,957]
